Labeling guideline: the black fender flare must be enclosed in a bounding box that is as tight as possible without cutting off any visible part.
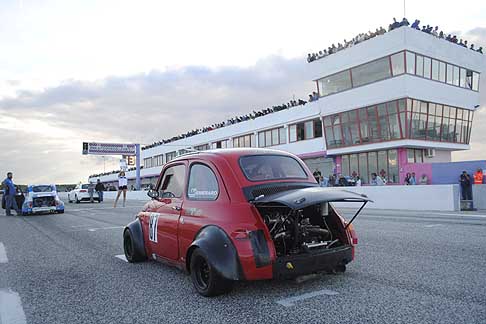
[186,225,244,281]
[124,219,147,260]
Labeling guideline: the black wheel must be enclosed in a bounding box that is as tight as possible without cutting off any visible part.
[68,195,72,203]
[335,264,346,273]
[57,210,64,214]
[75,195,80,204]
[123,229,145,263]
[189,249,233,297]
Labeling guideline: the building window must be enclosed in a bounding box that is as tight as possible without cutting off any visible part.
[315,51,480,98]
[233,134,254,148]
[258,127,286,147]
[351,56,391,88]
[166,151,177,162]
[211,140,228,149]
[340,149,399,184]
[194,144,210,151]
[390,52,405,76]
[324,98,473,149]
[318,70,352,97]
[153,154,164,166]
[407,149,424,163]
[144,157,152,168]
[289,118,322,143]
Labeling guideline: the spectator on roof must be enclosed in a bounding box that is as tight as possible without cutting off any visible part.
[400,17,409,27]
[411,19,420,29]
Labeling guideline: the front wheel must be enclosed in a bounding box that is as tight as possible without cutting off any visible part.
[123,229,146,263]
[75,195,80,204]
[189,249,233,297]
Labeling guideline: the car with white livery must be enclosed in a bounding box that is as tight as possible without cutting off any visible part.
[21,184,64,215]
[68,183,98,203]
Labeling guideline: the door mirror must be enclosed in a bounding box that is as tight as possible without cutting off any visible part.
[147,189,159,199]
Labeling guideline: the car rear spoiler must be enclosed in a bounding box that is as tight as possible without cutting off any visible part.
[251,187,372,229]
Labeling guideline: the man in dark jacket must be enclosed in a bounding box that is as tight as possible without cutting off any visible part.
[459,171,473,200]
[95,179,105,203]
[3,172,20,216]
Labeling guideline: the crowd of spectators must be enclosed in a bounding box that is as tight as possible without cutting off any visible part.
[308,17,484,63]
[141,97,308,151]
[307,26,387,63]
[406,18,483,54]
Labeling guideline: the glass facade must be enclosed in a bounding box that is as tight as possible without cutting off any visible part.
[194,143,210,151]
[166,151,177,162]
[340,149,399,184]
[316,51,480,97]
[258,127,286,147]
[324,98,473,149]
[211,140,229,149]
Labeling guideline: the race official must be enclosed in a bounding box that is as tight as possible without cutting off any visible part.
[3,172,20,216]
[114,171,128,208]
[95,179,105,203]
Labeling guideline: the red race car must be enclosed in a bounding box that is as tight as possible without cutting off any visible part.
[123,149,370,296]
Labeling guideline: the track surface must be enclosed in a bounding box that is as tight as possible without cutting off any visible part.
[1,201,485,324]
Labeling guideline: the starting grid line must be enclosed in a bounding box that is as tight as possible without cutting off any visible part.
[0,243,7,264]
[276,289,339,307]
[0,289,27,324]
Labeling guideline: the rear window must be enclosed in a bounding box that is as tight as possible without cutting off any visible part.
[33,185,55,192]
[81,184,89,189]
[239,155,308,181]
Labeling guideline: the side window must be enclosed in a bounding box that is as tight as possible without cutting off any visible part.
[187,164,219,201]
[158,164,185,198]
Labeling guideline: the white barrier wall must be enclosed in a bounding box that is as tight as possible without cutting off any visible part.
[331,184,460,211]
[59,185,463,211]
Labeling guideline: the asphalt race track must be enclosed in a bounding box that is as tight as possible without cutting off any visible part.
[1,201,485,324]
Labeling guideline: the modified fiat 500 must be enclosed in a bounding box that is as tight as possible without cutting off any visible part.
[123,149,370,296]
[22,184,65,215]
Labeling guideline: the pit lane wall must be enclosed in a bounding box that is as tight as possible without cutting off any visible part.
[331,184,461,211]
[59,184,468,211]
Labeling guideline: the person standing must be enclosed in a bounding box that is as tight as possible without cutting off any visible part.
[3,172,20,216]
[419,174,428,185]
[404,173,412,185]
[313,168,322,183]
[114,171,128,208]
[459,171,473,200]
[355,176,362,186]
[410,172,417,185]
[95,179,105,203]
[88,182,95,203]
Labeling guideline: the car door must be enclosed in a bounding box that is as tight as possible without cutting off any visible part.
[148,163,186,261]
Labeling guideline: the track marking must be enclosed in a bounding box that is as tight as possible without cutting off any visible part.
[0,289,27,324]
[276,289,339,307]
[424,224,443,228]
[115,254,128,262]
[0,243,7,263]
[87,226,124,232]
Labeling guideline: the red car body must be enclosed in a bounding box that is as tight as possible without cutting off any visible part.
[123,148,370,296]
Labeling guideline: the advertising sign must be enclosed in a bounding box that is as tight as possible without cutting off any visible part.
[82,142,136,156]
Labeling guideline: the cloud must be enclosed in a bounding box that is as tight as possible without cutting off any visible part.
[1,26,485,184]
[0,55,312,183]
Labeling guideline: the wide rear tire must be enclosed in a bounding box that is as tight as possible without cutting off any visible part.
[189,248,233,297]
[75,195,80,204]
[123,229,146,263]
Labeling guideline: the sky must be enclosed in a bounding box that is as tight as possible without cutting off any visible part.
[1,0,486,184]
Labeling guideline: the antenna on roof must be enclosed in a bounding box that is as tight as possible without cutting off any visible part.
[403,0,406,17]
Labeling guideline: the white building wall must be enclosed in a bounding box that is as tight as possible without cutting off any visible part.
[308,27,485,81]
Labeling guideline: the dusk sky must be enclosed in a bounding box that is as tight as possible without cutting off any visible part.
[1,0,485,184]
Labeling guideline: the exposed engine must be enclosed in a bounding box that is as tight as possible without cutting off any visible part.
[258,202,340,257]
[33,196,56,208]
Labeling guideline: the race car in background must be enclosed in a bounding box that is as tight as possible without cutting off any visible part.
[68,183,98,203]
[21,184,64,215]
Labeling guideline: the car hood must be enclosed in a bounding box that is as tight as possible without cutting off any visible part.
[252,187,372,209]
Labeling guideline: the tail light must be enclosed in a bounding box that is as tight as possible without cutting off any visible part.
[28,202,33,208]
[80,190,87,193]
[346,223,358,245]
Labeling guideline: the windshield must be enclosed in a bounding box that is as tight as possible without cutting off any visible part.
[33,185,55,193]
[239,155,308,181]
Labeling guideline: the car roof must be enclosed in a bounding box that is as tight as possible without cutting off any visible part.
[171,148,296,162]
